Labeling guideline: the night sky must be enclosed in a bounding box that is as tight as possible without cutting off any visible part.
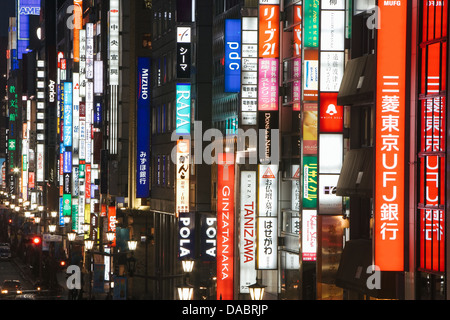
[0,0,15,37]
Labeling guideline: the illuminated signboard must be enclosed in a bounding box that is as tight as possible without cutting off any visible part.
[257,217,277,269]
[176,140,190,215]
[176,26,191,79]
[63,82,73,147]
[304,0,319,48]
[418,0,447,273]
[176,84,191,135]
[239,171,256,294]
[73,74,80,164]
[258,3,280,114]
[319,93,343,133]
[258,165,278,217]
[303,156,318,209]
[374,0,407,272]
[225,19,241,93]
[36,144,44,183]
[136,57,151,198]
[79,30,86,97]
[303,50,319,101]
[17,0,41,59]
[241,17,258,125]
[200,215,217,261]
[291,165,300,211]
[178,212,195,259]
[258,4,279,58]
[258,59,279,111]
[63,194,72,217]
[257,165,278,270]
[302,210,317,261]
[177,43,191,79]
[109,0,120,86]
[86,24,94,79]
[217,153,235,300]
[108,206,117,247]
[292,4,302,111]
[73,0,83,63]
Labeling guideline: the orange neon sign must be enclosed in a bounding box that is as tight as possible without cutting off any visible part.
[259,5,280,59]
[374,1,407,271]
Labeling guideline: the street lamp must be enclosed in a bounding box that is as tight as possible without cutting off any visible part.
[177,283,194,300]
[126,239,137,277]
[127,239,138,251]
[182,260,195,273]
[67,232,76,242]
[248,282,266,301]
[106,231,115,244]
[85,240,94,251]
[49,224,57,234]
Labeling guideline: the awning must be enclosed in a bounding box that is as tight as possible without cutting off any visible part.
[335,239,397,299]
[337,54,376,106]
[336,148,373,198]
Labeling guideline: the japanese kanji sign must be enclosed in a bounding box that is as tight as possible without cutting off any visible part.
[374,0,407,272]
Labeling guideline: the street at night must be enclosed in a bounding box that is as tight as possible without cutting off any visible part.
[0,1,448,316]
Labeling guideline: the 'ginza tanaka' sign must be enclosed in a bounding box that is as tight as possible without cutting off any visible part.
[374,0,407,272]
[217,153,235,300]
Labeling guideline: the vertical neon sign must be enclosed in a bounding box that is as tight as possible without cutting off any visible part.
[374,0,407,271]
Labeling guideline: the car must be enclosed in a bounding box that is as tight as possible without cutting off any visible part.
[0,247,11,261]
[1,280,22,295]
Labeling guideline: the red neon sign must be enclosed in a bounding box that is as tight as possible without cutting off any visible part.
[259,5,280,59]
[319,93,343,133]
[374,1,407,271]
[217,153,235,300]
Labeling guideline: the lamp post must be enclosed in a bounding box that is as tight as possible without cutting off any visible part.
[84,239,95,299]
[126,239,138,300]
[177,260,195,300]
[106,230,115,298]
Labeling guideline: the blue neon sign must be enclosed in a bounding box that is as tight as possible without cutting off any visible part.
[63,82,73,147]
[176,83,191,135]
[136,57,151,199]
[224,19,242,93]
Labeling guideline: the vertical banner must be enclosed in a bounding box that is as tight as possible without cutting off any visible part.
[109,0,120,85]
[73,0,83,63]
[318,1,345,217]
[302,210,317,261]
[304,0,320,48]
[241,17,258,125]
[257,165,278,269]
[239,171,256,293]
[258,1,280,113]
[374,0,407,271]
[217,153,235,300]
[200,215,217,261]
[176,140,190,215]
[176,84,191,135]
[418,0,447,273]
[63,82,73,148]
[136,57,151,198]
[177,26,191,78]
[107,206,117,247]
[225,19,242,93]
[178,212,195,260]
